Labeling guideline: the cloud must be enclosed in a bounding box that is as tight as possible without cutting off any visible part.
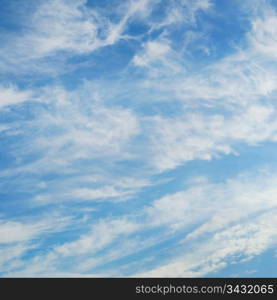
[137,211,277,277]
[0,86,34,109]
[0,83,140,173]
[0,82,147,213]
[249,5,277,58]
[4,167,277,276]
[0,0,214,75]
[148,0,211,31]
[0,0,163,75]
[33,177,150,204]
[133,40,171,67]
[104,0,158,44]
[0,221,48,244]
[0,0,100,73]
[0,0,142,74]
[133,2,277,111]
[0,214,71,244]
[147,103,277,171]
[0,244,36,274]
[2,217,141,276]
[135,170,277,276]
[0,213,73,274]
[126,3,277,172]
[55,218,139,256]
[28,0,101,56]
[147,169,277,232]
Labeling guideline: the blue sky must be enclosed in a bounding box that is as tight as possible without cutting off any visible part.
[0,0,277,277]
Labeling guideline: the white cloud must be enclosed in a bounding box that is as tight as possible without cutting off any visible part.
[137,203,277,277]
[137,212,277,277]
[249,7,277,58]
[34,182,147,204]
[0,244,36,273]
[0,0,100,73]
[0,86,34,109]
[180,0,211,21]
[146,169,277,231]
[1,84,140,178]
[131,167,277,276]
[0,221,44,244]
[28,0,101,56]
[0,0,163,75]
[0,214,72,274]
[8,168,277,276]
[0,214,71,245]
[105,0,158,44]
[133,40,171,67]
[24,172,151,205]
[55,218,139,256]
[36,92,139,160]
[136,2,277,108]
[121,2,277,173]
[147,104,277,171]
[148,0,211,31]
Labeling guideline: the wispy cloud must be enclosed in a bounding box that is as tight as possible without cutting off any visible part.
[3,167,277,276]
[0,85,35,108]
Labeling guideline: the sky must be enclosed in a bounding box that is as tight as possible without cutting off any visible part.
[0,0,277,277]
